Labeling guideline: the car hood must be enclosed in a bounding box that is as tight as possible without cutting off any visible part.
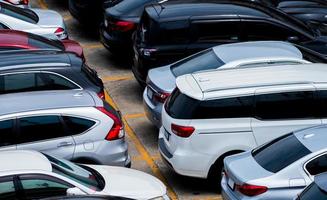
[224,151,273,184]
[147,65,176,93]
[62,39,84,59]
[89,165,166,199]
[32,8,65,28]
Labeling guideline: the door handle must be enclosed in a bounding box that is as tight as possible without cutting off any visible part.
[57,142,73,147]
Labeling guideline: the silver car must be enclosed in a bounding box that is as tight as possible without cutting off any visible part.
[143,41,327,128]
[0,2,67,39]
[221,125,327,200]
[0,90,131,167]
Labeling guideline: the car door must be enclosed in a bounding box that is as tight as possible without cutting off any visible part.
[16,115,75,160]
[188,19,242,55]
[251,85,322,145]
[0,176,17,200]
[0,119,17,151]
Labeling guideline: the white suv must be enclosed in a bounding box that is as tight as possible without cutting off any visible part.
[159,63,327,182]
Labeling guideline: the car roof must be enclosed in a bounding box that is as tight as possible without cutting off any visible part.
[0,150,52,173]
[294,125,327,152]
[314,172,327,192]
[0,50,82,71]
[0,90,102,116]
[176,63,327,100]
[212,41,303,63]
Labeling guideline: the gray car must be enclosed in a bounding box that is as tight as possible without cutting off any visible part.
[221,125,327,200]
[0,90,131,167]
[144,41,327,128]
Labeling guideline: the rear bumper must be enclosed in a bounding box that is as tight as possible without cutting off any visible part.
[100,25,131,53]
[221,175,239,200]
[143,88,162,128]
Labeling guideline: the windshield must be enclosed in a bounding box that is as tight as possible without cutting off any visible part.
[0,3,38,24]
[28,33,64,50]
[171,49,224,77]
[43,154,105,191]
[252,133,311,173]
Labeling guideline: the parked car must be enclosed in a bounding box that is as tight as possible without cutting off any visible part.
[100,0,157,54]
[1,0,29,8]
[144,41,327,128]
[0,50,106,100]
[221,125,327,199]
[0,30,84,60]
[0,2,68,40]
[0,150,168,199]
[296,172,327,200]
[159,63,327,183]
[133,0,327,85]
[0,90,131,167]
[42,195,133,200]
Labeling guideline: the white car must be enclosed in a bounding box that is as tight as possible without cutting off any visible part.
[1,0,29,8]
[159,63,327,183]
[0,2,67,40]
[0,150,169,200]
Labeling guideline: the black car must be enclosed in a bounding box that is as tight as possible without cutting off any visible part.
[254,0,327,34]
[132,0,327,86]
[100,0,158,54]
[0,50,106,99]
[296,172,327,200]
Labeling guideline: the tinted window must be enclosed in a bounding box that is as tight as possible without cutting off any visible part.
[63,116,95,135]
[20,174,71,199]
[306,154,327,175]
[255,91,317,120]
[0,176,15,200]
[253,133,311,173]
[318,90,327,117]
[81,64,103,87]
[158,20,190,44]
[299,183,327,200]
[18,116,67,144]
[28,33,64,50]
[165,89,254,119]
[193,21,241,42]
[0,120,15,147]
[0,22,8,29]
[37,73,79,90]
[171,49,225,77]
[0,3,38,23]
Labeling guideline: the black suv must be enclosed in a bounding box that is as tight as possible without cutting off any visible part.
[0,50,106,99]
[132,0,327,86]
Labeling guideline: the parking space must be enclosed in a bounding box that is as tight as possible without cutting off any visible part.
[30,0,221,199]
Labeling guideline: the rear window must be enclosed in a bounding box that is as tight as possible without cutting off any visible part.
[114,0,154,16]
[252,133,311,173]
[171,49,224,77]
[28,33,64,50]
[81,65,103,87]
[62,116,95,135]
[0,3,38,24]
[299,183,327,200]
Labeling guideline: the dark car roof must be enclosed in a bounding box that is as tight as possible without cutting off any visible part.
[0,50,82,71]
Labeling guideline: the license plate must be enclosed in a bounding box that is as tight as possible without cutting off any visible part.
[164,129,171,141]
[228,178,235,190]
[147,88,153,99]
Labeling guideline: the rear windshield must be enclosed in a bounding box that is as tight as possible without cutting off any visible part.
[81,64,103,87]
[252,133,311,173]
[0,3,38,24]
[114,0,154,16]
[171,49,224,77]
[28,33,64,50]
[296,45,327,63]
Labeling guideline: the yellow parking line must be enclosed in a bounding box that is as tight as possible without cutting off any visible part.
[37,0,48,9]
[124,113,146,119]
[102,75,134,82]
[105,92,178,200]
[81,44,104,49]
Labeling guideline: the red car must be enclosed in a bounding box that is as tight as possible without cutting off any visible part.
[0,30,85,60]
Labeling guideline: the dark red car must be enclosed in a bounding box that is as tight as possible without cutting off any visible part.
[0,30,85,61]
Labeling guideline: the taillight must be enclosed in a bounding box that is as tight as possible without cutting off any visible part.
[154,92,170,103]
[96,107,124,141]
[97,90,105,100]
[5,0,28,5]
[236,184,268,196]
[54,28,67,40]
[110,20,135,32]
[171,124,194,138]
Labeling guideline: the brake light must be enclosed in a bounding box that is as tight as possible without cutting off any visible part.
[236,184,268,196]
[111,20,135,32]
[5,0,28,5]
[171,124,194,138]
[97,90,105,100]
[96,107,124,141]
[154,92,170,103]
[54,28,67,40]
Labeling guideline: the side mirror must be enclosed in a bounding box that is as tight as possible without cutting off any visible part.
[66,187,86,196]
[287,36,300,42]
[289,178,306,187]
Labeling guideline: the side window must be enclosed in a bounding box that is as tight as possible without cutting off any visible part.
[192,21,241,43]
[158,21,190,44]
[37,73,79,90]
[317,90,327,117]
[62,116,96,135]
[255,91,317,120]
[193,96,254,119]
[19,174,72,199]
[0,73,36,94]
[243,21,304,41]
[0,176,16,200]
[306,154,327,176]
[18,116,67,144]
[0,120,15,147]
[0,23,9,29]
